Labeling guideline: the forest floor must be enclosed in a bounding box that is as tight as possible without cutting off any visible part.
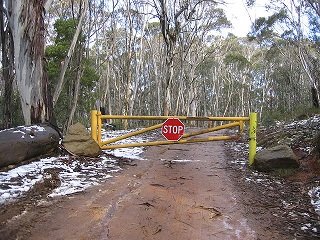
[0,119,320,240]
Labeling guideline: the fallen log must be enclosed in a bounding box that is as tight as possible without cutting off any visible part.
[0,124,60,168]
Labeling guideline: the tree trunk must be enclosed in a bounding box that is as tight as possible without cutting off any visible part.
[0,0,14,129]
[298,46,320,108]
[66,59,83,131]
[158,0,180,116]
[163,53,174,116]
[52,0,88,107]
[311,87,320,108]
[8,0,53,124]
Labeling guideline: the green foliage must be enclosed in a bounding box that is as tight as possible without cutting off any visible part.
[261,110,287,126]
[110,119,124,130]
[292,107,320,120]
[46,18,78,84]
[224,53,251,69]
[45,18,99,127]
[46,44,68,61]
[308,14,320,42]
[145,21,161,35]
[47,61,60,82]
[206,8,231,31]
[248,9,288,43]
[54,19,78,45]
[261,106,320,126]
[81,59,99,88]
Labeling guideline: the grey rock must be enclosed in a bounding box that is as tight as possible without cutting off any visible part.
[0,125,60,168]
[254,145,299,171]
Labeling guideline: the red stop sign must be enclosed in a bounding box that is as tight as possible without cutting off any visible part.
[162,118,185,141]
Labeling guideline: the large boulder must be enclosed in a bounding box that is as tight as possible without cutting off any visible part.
[0,124,60,168]
[63,122,101,157]
[254,145,299,172]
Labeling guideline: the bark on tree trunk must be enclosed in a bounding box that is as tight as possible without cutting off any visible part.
[163,54,174,116]
[52,0,88,107]
[0,0,14,129]
[298,46,320,108]
[66,59,83,131]
[8,0,53,125]
[311,87,320,108]
[159,0,181,116]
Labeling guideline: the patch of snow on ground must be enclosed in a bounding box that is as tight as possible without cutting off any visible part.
[309,186,320,215]
[0,129,150,205]
[285,115,320,130]
[102,129,148,160]
[0,156,120,204]
[48,156,119,197]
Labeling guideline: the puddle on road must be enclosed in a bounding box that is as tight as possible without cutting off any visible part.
[161,159,201,163]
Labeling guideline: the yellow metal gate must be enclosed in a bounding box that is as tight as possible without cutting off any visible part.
[90,111,257,165]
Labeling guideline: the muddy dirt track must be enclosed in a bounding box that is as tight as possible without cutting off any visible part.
[0,140,293,240]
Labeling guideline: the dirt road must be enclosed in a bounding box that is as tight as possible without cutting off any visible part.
[1,140,280,240]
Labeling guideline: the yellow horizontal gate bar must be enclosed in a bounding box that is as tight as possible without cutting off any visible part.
[181,121,241,139]
[101,135,239,150]
[100,114,250,122]
[101,123,162,146]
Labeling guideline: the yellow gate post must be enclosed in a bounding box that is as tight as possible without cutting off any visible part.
[97,111,102,145]
[91,110,98,142]
[249,112,257,166]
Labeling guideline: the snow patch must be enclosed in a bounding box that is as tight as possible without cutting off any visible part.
[309,186,320,215]
[102,129,147,160]
[22,125,46,132]
[0,129,150,205]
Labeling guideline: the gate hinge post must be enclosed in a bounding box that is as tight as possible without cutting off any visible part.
[91,110,98,143]
[248,112,257,166]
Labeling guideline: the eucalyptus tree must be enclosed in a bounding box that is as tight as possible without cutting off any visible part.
[142,21,164,116]
[199,36,258,117]
[305,0,320,42]
[0,0,14,128]
[248,0,320,111]
[149,0,228,116]
[6,0,54,125]
[52,0,89,107]
[45,0,100,130]
[175,6,230,117]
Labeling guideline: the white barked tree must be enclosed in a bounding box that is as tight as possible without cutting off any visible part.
[7,0,53,124]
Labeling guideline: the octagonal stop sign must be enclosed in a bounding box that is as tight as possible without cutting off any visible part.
[162,118,185,141]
